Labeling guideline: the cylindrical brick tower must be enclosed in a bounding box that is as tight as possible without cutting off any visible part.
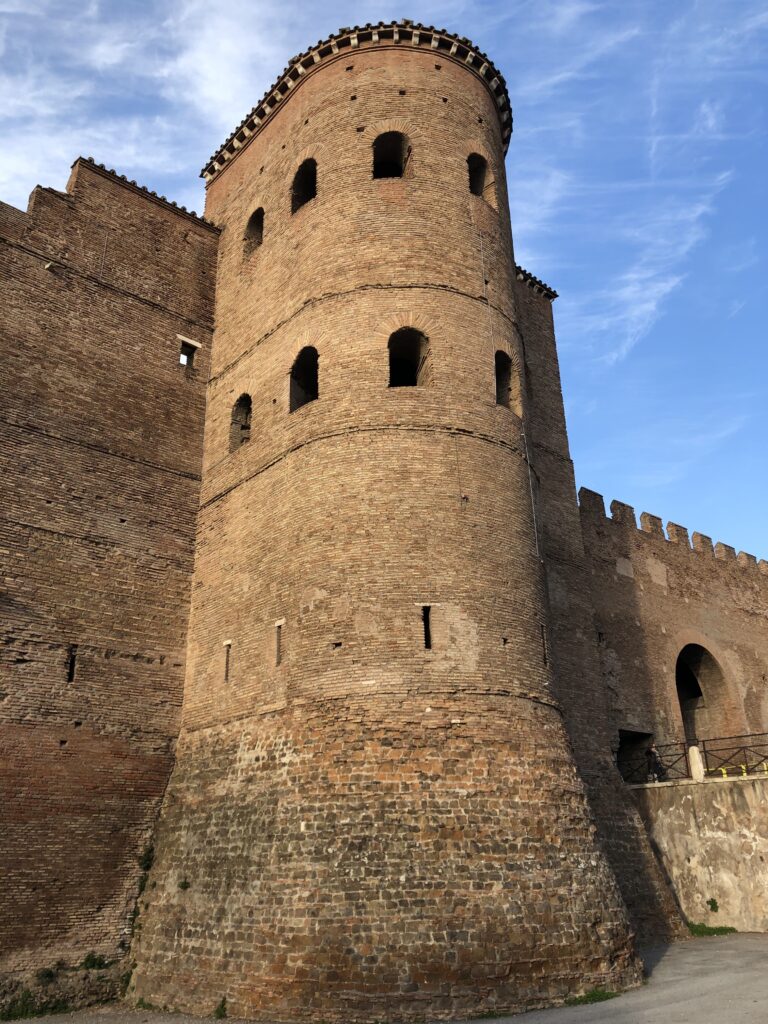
[132,22,639,1020]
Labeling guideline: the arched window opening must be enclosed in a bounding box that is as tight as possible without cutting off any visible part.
[291,159,317,213]
[468,153,487,197]
[244,207,264,249]
[290,347,319,411]
[388,328,430,387]
[230,394,252,451]
[495,351,512,407]
[675,644,727,743]
[373,132,410,179]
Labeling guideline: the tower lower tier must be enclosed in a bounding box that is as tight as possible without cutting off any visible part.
[131,693,640,1020]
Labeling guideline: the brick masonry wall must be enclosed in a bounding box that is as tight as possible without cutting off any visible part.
[131,35,641,1020]
[0,161,218,989]
[579,490,768,744]
[513,279,685,943]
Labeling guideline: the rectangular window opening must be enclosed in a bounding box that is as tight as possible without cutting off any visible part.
[422,606,432,650]
[540,624,548,666]
[275,623,282,666]
[66,644,78,683]
[223,641,231,682]
[177,335,201,368]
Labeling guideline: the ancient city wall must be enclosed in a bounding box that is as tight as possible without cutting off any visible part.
[131,23,641,1022]
[632,776,768,933]
[579,489,768,744]
[0,159,218,1001]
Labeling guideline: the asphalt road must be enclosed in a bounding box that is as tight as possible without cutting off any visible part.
[29,933,768,1024]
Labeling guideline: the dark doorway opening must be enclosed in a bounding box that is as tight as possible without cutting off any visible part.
[676,644,712,743]
[616,729,653,783]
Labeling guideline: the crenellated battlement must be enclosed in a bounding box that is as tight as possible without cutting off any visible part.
[579,487,768,582]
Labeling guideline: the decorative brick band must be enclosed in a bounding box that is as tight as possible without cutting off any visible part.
[201,20,512,182]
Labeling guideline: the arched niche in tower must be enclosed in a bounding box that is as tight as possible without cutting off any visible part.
[243,207,264,250]
[291,159,317,213]
[467,152,497,209]
[494,349,522,416]
[373,132,411,179]
[388,328,431,387]
[290,347,319,411]
[230,394,252,451]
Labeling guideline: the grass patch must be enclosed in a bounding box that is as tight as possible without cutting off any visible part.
[0,990,71,1021]
[214,997,227,1019]
[178,878,191,891]
[565,987,619,1006]
[119,968,134,997]
[81,952,111,970]
[138,845,155,872]
[136,998,157,1011]
[688,922,737,937]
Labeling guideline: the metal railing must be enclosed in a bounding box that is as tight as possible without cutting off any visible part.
[618,742,690,785]
[700,733,768,779]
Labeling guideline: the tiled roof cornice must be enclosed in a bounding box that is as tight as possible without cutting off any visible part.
[201,20,512,183]
[515,265,558,300]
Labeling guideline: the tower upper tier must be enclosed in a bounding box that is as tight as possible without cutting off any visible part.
[201,21,512,183]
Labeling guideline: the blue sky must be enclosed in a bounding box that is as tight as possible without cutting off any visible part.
[2,0,766,558]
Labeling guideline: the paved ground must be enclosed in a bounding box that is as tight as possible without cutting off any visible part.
[30,934,768,1024]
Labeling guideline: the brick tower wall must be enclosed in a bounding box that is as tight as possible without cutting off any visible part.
[512,279,685,943]
[131,28,640,1021]
[0,161,218,996]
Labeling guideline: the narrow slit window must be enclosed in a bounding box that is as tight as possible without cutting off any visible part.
[230,394,252,451]
[373,132,410,178]
[540,624,548,666]
[495,351,512,407]
[244,207,264,249]
[289,346,319,411]
[275,623,282,666]
[422,606,432,650]
[467,153,488,197]
[388,328,430,387]
[223,642,231,682]
[66,644,78,683]
[291,159,317,213]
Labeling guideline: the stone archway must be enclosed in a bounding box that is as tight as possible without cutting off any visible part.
[675,643,727,742]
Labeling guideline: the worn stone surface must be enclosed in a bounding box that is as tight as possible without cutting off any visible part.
[20,934,768,1024]
[632,777,768,933]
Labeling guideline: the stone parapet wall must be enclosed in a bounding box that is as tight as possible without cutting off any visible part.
[632,776,768,933]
